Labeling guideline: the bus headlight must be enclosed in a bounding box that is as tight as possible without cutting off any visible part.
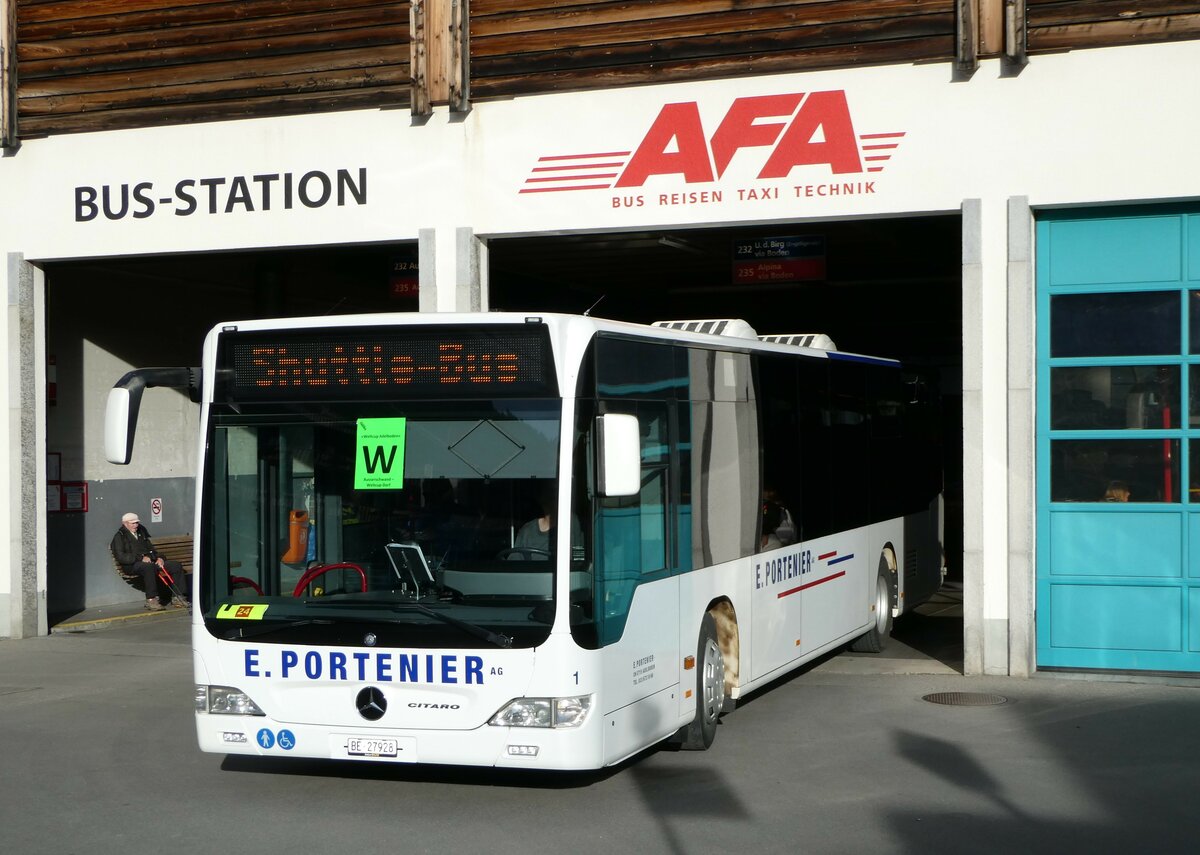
[489,695,593,729]
[196,684,266,716]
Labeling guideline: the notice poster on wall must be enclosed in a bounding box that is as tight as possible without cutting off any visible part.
[61,482,88,512]
[733,236,826,284]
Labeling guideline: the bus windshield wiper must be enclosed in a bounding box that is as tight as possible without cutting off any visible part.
[395,603,514,649]
[309,600,513,648]
[220,618,332,640]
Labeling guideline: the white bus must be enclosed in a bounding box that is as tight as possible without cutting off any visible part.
[106,312,943,770]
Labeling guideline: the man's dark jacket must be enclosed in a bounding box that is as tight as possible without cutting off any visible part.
[111,523,158,570]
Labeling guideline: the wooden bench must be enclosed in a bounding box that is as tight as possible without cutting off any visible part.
[112,533,193,590]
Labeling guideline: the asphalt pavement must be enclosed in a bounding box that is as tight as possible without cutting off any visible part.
[3,582,1198,854]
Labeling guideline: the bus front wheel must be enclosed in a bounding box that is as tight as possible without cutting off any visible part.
[680,613,725,750]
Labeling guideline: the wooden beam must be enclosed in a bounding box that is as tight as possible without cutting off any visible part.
[957,0,978,70]
[19,85,405,138]
[19,66,409,116]
[428,0,449,104]
[1027,13,1200,52]
[18,47,401,99]
[980,0,1004,54]
[19,8,405,65]
[451,0,468,112]
[1,0,16,146]
[412,0,468,115]
[472,34,955,99]
[410,0,430,115]
[474,1,954,39]
[1005,0,1027,65]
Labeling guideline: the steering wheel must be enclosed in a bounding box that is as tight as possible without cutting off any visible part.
[293,562,367,597]
[497,547,551,561]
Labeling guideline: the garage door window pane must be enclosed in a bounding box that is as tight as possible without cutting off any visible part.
[1051,292,1179,357]
[1051,439,1180,502]
[1190,440,1200,500]
[1189,291,1200,354]
[1189,366,1200,426]
[1051,366,1179,429]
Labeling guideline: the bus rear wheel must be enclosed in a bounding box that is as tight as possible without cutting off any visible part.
[681,613,725,750]
[850,565,894,653]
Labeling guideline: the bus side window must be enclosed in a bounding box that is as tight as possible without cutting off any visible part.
[796,360,834,540]
[829,361,869,532]
[867,363,905,521]
[686,348,759,566]
[593,401,670,637]
[583,336,689,645]
[758,354,800,551]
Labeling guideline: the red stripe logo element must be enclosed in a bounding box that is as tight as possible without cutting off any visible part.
[520,151,632,194]
[778,570,846,599]
[858,132,905,173]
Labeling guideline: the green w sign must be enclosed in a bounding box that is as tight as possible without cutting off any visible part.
[354,418,407,490]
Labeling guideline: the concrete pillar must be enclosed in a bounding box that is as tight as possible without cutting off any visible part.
[3,252,46,638]
[1006,197,1035,677]
[961,197,1012,675]
[418,226,488,313]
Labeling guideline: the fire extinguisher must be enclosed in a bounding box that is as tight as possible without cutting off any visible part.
[282,509,310,563]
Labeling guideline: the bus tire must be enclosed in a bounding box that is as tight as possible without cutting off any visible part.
[681,613,725,750]
[850,565,894,653]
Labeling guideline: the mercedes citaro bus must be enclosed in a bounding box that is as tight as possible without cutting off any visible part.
[105,312,943,770]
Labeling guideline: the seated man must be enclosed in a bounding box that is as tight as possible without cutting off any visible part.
[511,484,583,559]
[110,512,189,610]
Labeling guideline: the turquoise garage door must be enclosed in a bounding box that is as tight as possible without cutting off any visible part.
[1037,205,1200,672]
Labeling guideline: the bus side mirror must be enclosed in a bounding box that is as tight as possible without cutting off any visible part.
[598,413,640,497]
[104,367,202,464]
[105,386,137,465]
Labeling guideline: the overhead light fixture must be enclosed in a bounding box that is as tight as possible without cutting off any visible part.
[658,236,706,256]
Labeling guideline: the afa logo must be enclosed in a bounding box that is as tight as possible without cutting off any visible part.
[520,91,904,195]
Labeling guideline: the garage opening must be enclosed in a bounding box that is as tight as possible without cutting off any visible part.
[44,243,417,619]
[488,216,964,666]
[42,216,963,671]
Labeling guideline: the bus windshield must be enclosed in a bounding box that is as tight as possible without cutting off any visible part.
[200,398,568,649]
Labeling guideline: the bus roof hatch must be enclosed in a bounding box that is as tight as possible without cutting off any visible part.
[651,318,759,339]
[758,333,838,351]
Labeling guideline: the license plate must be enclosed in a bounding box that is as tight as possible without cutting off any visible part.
[345,737,398,758]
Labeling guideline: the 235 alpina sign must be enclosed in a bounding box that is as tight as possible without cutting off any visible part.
[519,91,904,210]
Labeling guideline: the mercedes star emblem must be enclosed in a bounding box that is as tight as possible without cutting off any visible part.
[355,686,387,721]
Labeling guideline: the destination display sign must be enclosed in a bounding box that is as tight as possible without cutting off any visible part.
[217,326,556,399]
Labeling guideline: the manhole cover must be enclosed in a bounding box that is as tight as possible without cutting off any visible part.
[922,691,1007,707]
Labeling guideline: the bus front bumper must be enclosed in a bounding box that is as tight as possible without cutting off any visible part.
[196,713,606,770]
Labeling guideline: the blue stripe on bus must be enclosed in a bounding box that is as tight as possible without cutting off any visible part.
[828,553,855,565]
[826,352,900,367]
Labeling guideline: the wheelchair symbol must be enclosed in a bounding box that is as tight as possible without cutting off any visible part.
[277,729,296,751]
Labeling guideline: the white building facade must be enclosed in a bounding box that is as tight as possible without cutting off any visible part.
[3,39,1199,677]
